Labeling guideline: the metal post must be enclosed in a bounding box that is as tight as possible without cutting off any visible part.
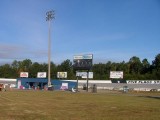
[86,70,89,92]
[46,10,55,87]
[76,76,78,92]
[48,19,51,87]
[76,71,79,92]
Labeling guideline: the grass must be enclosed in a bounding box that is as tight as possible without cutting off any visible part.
[0,90,160,120]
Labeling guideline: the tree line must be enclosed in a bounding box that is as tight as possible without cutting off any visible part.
[0,53,160,80]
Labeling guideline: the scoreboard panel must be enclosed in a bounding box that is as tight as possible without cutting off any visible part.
[73,54,93,70]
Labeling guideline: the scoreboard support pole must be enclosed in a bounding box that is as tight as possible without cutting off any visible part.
[86,70,89,92]
[73,54,93,92]
[76,74,79,92]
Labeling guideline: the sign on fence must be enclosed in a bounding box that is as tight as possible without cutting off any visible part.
[76,72,93,79]
[110,71,123,79]
[20,72,28,78]
[37,72,47,78]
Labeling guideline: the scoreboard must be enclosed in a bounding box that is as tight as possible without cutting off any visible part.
[73,54,93,70]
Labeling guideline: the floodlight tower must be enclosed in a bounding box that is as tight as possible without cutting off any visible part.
[46,10,55,87]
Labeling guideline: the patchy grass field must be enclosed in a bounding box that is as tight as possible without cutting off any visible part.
[0,90,160,120]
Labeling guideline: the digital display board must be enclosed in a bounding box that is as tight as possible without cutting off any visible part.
[73,54,93,70]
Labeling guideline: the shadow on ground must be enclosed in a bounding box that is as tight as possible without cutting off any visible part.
[138,96,160,100]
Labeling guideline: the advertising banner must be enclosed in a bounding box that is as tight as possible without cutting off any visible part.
[57,72,67,78]
[37,72,47,78]
[127,80,160,84]
[110,71,123,79]
[17,80,21,89]
[76,72,93,79]
[20,72,29,78]
[73,54,93,59]
[60,83,68,90]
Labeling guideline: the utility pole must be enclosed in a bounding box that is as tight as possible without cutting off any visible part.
[46,10,55,87]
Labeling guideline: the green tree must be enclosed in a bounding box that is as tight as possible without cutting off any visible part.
[29,62,41,78]
[152,54,160,79]
[11,60,20,78]
[0,64,16,78]
[105,61,112,78]
[153,54,160,70]
[50,62,57,79]
[21,59,32,71]
[141,58,150,74]
[93,63,107,80]
[129,56,142,74]
[58,59,74,79]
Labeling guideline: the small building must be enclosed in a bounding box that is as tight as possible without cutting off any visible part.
[17,78,47,90]
[16,78,76,90]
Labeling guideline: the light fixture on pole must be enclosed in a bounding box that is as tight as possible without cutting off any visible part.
[46,10,55,87]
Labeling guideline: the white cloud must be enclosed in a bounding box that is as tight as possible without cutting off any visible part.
[0,44,21,59]
[0,43,48,61]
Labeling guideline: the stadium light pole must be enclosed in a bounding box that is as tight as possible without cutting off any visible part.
[46,10,55,87]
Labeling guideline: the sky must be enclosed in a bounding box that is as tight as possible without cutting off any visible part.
[0,0,160,65]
